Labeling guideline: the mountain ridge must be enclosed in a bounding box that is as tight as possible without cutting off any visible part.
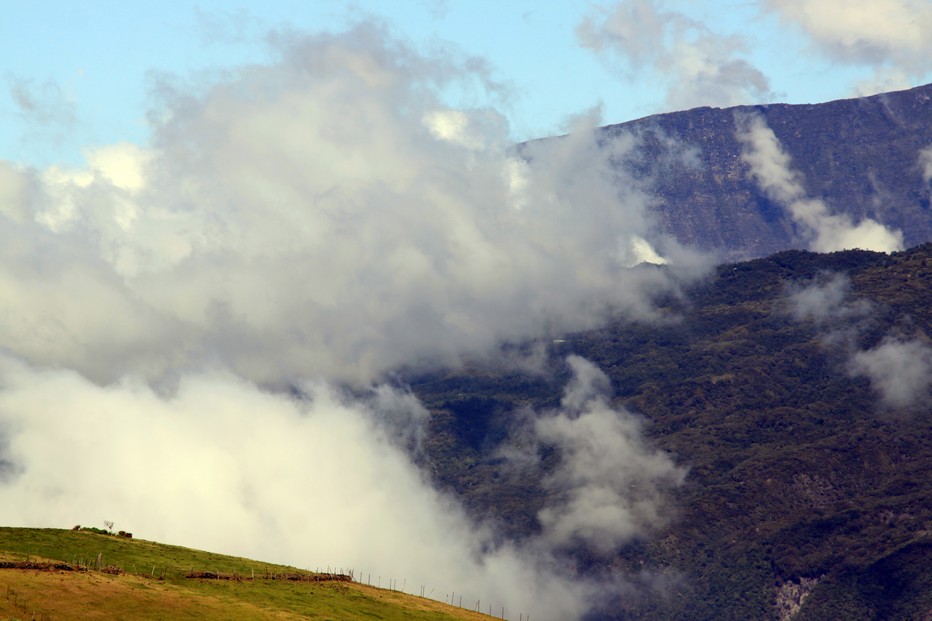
[585,83,932,260]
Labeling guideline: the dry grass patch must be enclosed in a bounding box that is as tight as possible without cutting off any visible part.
[0,528,496,621]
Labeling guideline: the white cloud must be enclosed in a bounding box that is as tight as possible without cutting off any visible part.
[0,354,685,620]
[0,358,586,619]
[0,162,40,223]
[785,273,870,324]
[509,357,686,556]
[764,0,931,69]
[0,23,704,388]
[848,337,932,408]
[763,0,932,91]
[84,142,151,192]
[736,112,903,253]
[786,273,931,410]
[577,0,772,110]
[919,145,932,184]
[0,24,702,620]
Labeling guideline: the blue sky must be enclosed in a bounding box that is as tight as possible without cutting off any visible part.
[1,0,930,167]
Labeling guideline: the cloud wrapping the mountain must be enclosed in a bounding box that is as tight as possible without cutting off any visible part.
[920,145,932,184]
[736,112,903,253]
[533,357,686,555]
[577,0,772,110]
[786,273,931,409]
[0,359,581,618]
[848,337,932,409]
[0,354,682,620]
[786,272,873,327]
[498,357,685,560]
[0,24,699,621]
[0,22,696,388]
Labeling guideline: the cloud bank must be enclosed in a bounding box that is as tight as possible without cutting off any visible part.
[0,354,684,620]
[736,112,903,253]
[0,23,698,620]
[0,23,698,388]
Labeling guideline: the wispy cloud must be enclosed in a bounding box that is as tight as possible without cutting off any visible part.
[786,273,932,409]
[785,272,873,327]
[530,356,686,556]
[5,75,76,128]
[848,337,932,408]
[762,0,932,94]
[919,145,932,185]
[577,0,772,110]
[736,112,903,252]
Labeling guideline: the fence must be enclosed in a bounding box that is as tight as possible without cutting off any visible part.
[1,552,532,620]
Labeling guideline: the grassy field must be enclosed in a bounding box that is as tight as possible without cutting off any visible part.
[0,527,494,621]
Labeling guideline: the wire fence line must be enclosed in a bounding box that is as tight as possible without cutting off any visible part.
[353,568,530,620]
[3,581,53,621]
[2,551,531,620]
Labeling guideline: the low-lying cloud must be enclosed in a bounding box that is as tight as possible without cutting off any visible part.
[0,354,683,620]
[785,273,931,409]
[0,23,700,621]
[785,272,873,327]
[919,145,932,185]
[530,356,686,556]
[736,112,903,253]
[848,337,932,409]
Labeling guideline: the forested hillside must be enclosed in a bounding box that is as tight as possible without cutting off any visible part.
[410,244,932,620]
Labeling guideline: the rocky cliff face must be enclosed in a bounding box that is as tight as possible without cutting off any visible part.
[595,83,932,260]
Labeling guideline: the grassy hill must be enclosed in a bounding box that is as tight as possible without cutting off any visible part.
[0,527,492,621]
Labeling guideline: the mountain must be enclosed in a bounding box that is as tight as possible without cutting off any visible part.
[593,83,932,260]
[407,243,932,620]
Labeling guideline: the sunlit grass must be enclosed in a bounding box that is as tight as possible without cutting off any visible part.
[0,527,492,621]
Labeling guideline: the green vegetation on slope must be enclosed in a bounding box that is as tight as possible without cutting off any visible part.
[0,527,492,621]
[410,244,932,620]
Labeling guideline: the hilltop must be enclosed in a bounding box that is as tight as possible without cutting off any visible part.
[0,527,494,621]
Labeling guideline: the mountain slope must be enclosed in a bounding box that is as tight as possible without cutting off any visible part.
[588,83,932,259]
[409,243,932,620]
